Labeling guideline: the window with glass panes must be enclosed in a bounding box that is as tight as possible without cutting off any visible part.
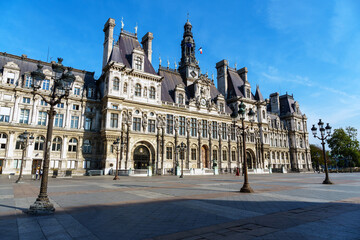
[148,119,155,133]
[38,111,47,125]
[0,107,10,122]
[54,114,63,127]
[42,79,50,90]
[68,138,77,152]
[22,97,30,104]
[71,116,79,129]
[52,137,62,151]
[57,103,64,108]
[191,149,197,160]
[166,115,173,134]
[231,125,236,140]
[110,113,118,128]
[34,136,45,150]
[166,147,172,159]
[221,123,227,140]
[7,72,15,84]
[135,84,141,96]
[83,139,92,153]
[191,118,197,137]
[231,151,236,161]
[212,121,217,139]
[25,75,32,88]
[179,116,186,135]
[149,87,156,99]
[0,133,7,149]
[202,120,207,138]
[84,117,92,130]
[222,150,227,161]
[74,87,80,95]
[213,150,217,161]
[133,117,141,131]
[113,78,119,90]
[135,57,142,70]
[87,88,94,98]
[40,100,47,106]
[19,109,30,124]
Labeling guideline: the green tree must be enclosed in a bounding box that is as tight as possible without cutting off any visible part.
[310,144,323,171]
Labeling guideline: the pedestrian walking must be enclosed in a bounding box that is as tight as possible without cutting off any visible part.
[35,168,39,180]
[39,169,43,180]
[236,167,240,176]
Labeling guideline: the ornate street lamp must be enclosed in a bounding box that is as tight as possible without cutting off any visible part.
[28,58,75,215]
[113,137,121,180]
[177,142,186,178]
[15,130,34,183]
[311,119,333,184]
[231,101,255,193]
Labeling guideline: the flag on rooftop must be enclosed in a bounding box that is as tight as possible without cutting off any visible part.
[198,47,203,54]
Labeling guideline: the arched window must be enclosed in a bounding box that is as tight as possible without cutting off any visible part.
[34,136,45,151]
[52,137,62,151]
[135,57,142,70]
[135,83,141,97]
[0,133,7,149]
[281,152,284,160]
[262,110,265,119]
[68,138,78,152]
[178,94,184,104]
[113,78,119,91]
[123,83,128,93]
[272,152,275,160]
[149,87,156,99]
[15,135,23,150]
[83,139,92,153]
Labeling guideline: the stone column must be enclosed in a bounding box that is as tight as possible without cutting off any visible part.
[208,122,212,169]
[197,120,201,169]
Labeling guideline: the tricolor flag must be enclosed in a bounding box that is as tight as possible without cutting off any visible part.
[198,47,203,54]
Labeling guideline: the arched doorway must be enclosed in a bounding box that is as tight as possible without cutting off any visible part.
[201,145,209,168]
[246,152,253,169]
[133,145,150,169]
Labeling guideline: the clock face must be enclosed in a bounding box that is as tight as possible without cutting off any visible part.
[201,98,206,106]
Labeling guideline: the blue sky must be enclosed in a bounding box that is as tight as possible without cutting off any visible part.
[1,0,359,144]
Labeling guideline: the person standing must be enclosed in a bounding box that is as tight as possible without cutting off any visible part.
[35,168,39,180]
[39,169,43,180]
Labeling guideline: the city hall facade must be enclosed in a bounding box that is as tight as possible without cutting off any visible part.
[0,18,311,176]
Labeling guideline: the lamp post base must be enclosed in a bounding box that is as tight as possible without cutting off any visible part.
[113,175,119,180]
[179,174,183,178]
[27,199,55,215]
[240,183,254,193]
[322,179,333,184]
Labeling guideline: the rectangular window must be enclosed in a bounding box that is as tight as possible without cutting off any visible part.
[71,116,79,129]
[111,104,118,109]
[74,87,80,95]
[42,79,50,90]
[231,151,236,161]
[191,118,197,137]
[202,120,207,138]
[54,114,64,127]
[166,114,173,134]
[212,121,218,139]
[191,149,197,160]
[231,125,236,140]
[179,116,186,136]
[22,97,30,104]
[166,147,172,160]
[40,100,48,106]
[133,117,141,131]
[0,107,11,122]
[38,111,47,126]
[84,117,92,130]
[213,150,217,161]
[25,76,32,88]
[148,119,155,133]
[7,73,15,84]
[222,150,227,161]
[110,113,118,128]
[87,88,94,98]
[19,109,30,124]
[73,104,79,110]
[57,103,64,108]
[67,160,76,169]
[13,159,22,169]
[222,123,227,140]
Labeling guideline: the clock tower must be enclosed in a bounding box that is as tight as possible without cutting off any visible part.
[178,19,200,86]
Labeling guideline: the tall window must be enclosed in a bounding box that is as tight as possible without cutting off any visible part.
[149,87,156,99]
[231,151,236,161]
[212,121,218,139]
[123,83,127,93]
[113,78,119,91]
[110,113,118,128]
[178,94,184,104]
[42,79,50,90]
[87,88,95,98]
[191,149,197,160]
[40,100,47,106]
[0,107,11,122]
[74,87,80,95]
[83,140,92,153]
[0,133,7,149]
[202,120,207,138]
[262,110,266,119]
[148,119,155,133]
[166,115,173,134]
[135,56,142,70]
[222,150,227,161]
[166,147,172,159]
[246,89,251,98]
[68,138,77,152]
[34,136,45,151]
[133,117,141,131]
[213,150,217,162]
[52,137,62,151]
[191,118,197,137]
[38,111,47,126]
[15,136,23,149]
[135,83,141,96]
[25,76,32,88]
[7,72,15,84]
[57,103,64,108]
[19,109,30,124]
[221,123,227,140]
[22,97,30,104]
[71,116,79,129]
[54,114,64,127]
[219,103,224,112]
[179,116,186,136]
[231,125,236,140]
[84,117,92,130]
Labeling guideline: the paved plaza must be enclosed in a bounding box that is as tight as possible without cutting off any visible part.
[0,173,359,240]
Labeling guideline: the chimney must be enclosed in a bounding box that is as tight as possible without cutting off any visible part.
[270,92,280,115]
[216,59,228,98]
[102,18,116,71]
[237,67,248,82]
[141,32,154,63]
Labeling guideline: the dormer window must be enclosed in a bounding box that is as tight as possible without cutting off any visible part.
[219,103,224,112]
[246,89,251,98]
[178,94,184,104]
[132,47,145,71]
[135,83,142,97]
[149,87,156,99]
[7,73,15,84]
[135,57,142,70]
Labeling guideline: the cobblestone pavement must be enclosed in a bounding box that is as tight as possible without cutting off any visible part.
[0,173,359,240]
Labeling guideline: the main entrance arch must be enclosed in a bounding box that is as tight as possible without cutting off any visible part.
[133,145,150,169]
[201,145,210,168]
[246,149,256,169]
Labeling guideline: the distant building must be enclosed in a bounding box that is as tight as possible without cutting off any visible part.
[0,18,311,176]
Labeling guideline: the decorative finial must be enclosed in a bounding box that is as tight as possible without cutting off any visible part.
[174,59,177,69]
[159,55,162,66]
[235,62,237,70]
[187,12,189,22]
[211,73,214,80]
[167,59,170,68]
[134,23,138,35]
[121,17,124,30]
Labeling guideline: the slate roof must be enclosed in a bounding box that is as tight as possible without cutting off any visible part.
[227,69,244,98]
[108,32,156,75]
[158,68,185,102]
[254,85,264,101]
[279,94,302,116]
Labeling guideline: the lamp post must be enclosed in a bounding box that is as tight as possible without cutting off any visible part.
[231,101,255,193]
[113,137,120,180]
[28,58,75,215]
[311,119,333,184]
[16,130,34,183]
[177,142,186,178]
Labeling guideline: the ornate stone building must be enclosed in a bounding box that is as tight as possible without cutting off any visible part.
[0,18,311,176]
